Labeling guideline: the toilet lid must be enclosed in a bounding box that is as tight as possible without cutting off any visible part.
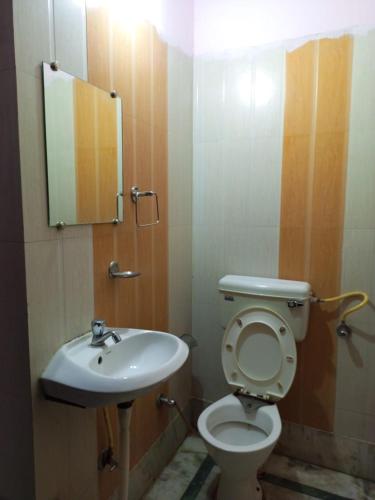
[221,307,297,402]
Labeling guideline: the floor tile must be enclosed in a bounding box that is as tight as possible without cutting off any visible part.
[180,436,208,454]
[143,439,206,500]
[195,466,220,500]
[263,454,375,500]
[143,436,375,500]
[262,482,313,499]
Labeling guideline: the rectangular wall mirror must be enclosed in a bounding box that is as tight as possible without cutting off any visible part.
[42,62,123,226]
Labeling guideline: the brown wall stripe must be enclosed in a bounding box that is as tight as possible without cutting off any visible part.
[279,36,353,431]
[74,79,118,224]
[86,6,169,499]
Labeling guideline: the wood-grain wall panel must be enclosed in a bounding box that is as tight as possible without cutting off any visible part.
[134,24,152,125]
[279,37,353,431]
[87,5,169,498]
[86,5,111,91]
[75,78,98,223]
[112,24,135,119]
[115,116,137,328]
[300,37,352,429]
[96,89,118,221]
[134,120,154,329]
[278,42,317,423]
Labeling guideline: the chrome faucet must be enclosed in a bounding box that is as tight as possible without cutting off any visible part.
[90,319,121,347]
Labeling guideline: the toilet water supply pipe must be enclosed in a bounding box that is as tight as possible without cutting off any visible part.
[313,291,369,336]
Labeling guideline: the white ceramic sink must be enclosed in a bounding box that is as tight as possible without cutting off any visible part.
[41,328,189,408]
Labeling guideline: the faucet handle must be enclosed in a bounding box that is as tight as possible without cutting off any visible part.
[91,319,106,337]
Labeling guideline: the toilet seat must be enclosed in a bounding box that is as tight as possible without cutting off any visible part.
[222,307,296,402]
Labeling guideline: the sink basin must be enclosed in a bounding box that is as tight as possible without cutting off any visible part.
[41,328,189,408]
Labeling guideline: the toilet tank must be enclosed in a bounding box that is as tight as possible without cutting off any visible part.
[218,275,311,341]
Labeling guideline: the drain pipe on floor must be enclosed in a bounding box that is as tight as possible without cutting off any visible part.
[118,401,134,500]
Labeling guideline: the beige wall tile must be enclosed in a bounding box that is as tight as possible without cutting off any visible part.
[25,239,96,499]
[13,0,54,78]
[32,398,97,500]
[62,235,94,337]
[16,72,61,242]
[335,409,375,443]
[25,240,65,379]
[14,2,97,499]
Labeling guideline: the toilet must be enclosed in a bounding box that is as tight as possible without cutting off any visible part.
[197,275,311,500]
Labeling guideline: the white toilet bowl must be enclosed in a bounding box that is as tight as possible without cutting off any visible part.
[198,394,281,500]
[197,275,311,499]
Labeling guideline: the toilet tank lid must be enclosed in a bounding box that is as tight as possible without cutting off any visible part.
[218,275,311,299]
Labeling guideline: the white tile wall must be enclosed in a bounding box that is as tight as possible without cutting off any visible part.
[168,47,193,409]
[336,30,375,443]
[168,47,193,338]
[13,1,97,498]
[192,49,285,401]
[194,58,225,143]
[13,0,54,79]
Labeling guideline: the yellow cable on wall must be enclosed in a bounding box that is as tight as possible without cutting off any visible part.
[319,291,369,322]
[314,291,369,337]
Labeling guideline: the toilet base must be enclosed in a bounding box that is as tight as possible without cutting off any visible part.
[216,473,262,500]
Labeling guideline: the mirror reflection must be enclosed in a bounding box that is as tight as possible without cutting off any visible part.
[42,62,123,226]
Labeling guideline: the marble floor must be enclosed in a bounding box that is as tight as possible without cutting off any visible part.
[143,436,375,500]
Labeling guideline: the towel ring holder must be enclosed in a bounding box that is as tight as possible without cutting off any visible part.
[131,186,160,228]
